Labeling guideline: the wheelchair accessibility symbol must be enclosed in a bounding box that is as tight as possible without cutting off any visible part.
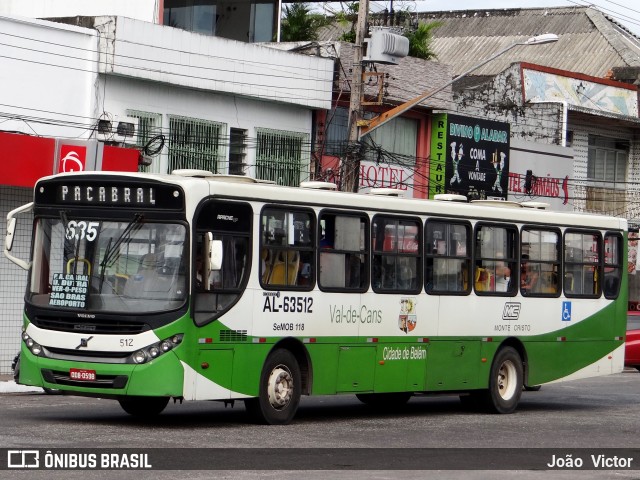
[562,301,572,322]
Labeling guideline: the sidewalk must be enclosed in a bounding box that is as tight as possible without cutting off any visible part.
[0,374,43,393]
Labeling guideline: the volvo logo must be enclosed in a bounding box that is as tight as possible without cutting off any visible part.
[75,336,94,350]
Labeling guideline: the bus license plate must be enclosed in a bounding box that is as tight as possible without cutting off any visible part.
[70,368,96,381]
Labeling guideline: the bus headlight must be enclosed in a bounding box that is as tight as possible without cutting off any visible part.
[21,331,43,357]
[132,350,147,364]
[128,334,183,364]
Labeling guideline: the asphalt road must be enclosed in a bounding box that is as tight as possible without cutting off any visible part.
[0,370,639,480]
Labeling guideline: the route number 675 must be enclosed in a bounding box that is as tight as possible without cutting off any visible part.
[65,221,99,242]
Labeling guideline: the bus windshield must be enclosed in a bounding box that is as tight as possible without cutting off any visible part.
[28,217,188,313]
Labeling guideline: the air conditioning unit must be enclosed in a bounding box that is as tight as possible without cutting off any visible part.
[96,119,113,142]
[114,116,138,143]
[364,27,409,65]
[96,116,138,143]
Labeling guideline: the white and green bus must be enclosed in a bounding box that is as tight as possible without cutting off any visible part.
[4,170,628,424]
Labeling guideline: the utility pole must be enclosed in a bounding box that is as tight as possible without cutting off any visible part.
[341,0,369,193]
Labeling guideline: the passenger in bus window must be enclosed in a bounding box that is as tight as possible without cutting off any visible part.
[521,259,539,294]
[494,252,511,292]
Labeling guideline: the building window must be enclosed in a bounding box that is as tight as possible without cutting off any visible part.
[168,116,226,173]
[324,107,349,156]
[126,110,163,173]
[229,128,248,175]
[586,135,628,214]
[163,0,275,42]
[256,128,309,186]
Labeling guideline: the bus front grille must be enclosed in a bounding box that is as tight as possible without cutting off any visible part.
[33,316,149,335]
[45,347,130,361]
[41,369,128,389]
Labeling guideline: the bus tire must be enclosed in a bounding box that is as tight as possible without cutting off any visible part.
[482,346,523,414]
[356,392,411,407]
[244,349,301,425]
[118,396,169,417]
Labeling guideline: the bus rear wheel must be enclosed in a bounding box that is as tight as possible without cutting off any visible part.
[482,346,523,414]
[245,349,301,425]
[118,396,169,417]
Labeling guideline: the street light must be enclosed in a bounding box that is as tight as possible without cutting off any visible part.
[358,33,559,140]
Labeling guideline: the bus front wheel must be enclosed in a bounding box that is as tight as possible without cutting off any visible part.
[245,349,301,425]
[483,346,523,414]
[118,396,169,417]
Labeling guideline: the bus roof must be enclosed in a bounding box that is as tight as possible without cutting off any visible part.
[36,171,627,231]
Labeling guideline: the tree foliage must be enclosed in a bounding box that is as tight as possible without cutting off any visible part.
[404,21,443,60]
[280,3,330,42]
[335,1,359,43]
[281,2,442,61]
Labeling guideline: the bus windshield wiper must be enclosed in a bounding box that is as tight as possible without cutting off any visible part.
[99,214,144,291]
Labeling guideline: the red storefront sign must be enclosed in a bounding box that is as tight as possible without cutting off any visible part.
[0,132,139,189]
[58,144,87,173]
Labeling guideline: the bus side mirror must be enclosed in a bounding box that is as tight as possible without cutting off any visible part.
[5,217,16,252]
[209,238,223,271]
[4,202,33,270]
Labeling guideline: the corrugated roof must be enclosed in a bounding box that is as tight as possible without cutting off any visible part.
[319,6,640,79]
[419,6,640,78]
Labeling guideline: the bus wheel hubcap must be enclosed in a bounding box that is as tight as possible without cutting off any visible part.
[267,366,293,409]
[497,360,517,400]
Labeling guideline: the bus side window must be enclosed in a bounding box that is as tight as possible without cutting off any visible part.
[604,233,622,299]
[371,215,420,293]
[474,223,517,295]
[426,220,470,294]
[319,212,368,291]
[261,207,314,290]
[564,231,601,297]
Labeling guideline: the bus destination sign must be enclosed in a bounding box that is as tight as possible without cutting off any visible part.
[35,179,185,210]
[59,185,156,206]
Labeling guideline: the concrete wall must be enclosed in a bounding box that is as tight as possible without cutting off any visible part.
[0,16,98,139]
[95,16,334,111]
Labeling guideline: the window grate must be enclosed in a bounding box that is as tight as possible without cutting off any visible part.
[256,128,309,186]
[169,116,227,173]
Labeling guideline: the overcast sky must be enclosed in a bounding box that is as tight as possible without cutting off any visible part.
[316,0,640,37]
